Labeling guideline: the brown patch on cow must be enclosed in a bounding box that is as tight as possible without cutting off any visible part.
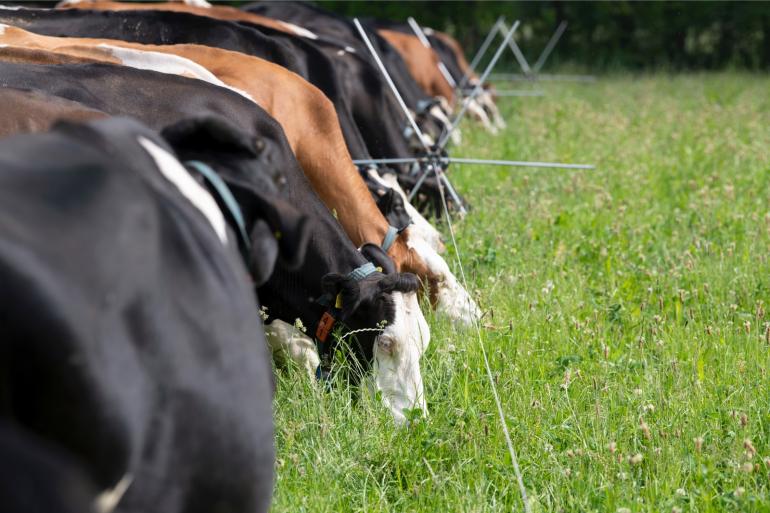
[433,31,474,79]
[0,88,108,138]
[0,45,106,65]
[377,29,455,104]
[386,234,440,308]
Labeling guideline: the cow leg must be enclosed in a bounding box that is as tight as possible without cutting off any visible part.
[264,319,320,377]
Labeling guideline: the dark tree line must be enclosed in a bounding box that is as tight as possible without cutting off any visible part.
[15,1,770,71]
[317,1,770,71]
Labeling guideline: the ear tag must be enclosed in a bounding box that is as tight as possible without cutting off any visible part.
[375,266,383,273]
[315,312,336,343]
[334,293,343,309]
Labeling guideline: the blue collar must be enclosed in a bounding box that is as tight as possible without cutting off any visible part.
[381,225,399,252]
[185,160,251,261]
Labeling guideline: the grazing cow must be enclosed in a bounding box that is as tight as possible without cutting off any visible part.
[0,25,480,325]
[426,28,505,130]
[0,57,435,421]
[0,87,106,137]
[0,116,281,513]
[377,28,456,104]
[371,19,500,133]
[164,121,431,424]
[246,2,454,133]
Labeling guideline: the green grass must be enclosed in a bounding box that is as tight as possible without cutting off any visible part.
[271,73,770,512]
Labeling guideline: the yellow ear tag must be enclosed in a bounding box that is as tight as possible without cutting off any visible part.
[335,293,343,309]
[375,266,383,273]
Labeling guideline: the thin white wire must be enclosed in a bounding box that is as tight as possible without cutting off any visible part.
[433,167,531,513]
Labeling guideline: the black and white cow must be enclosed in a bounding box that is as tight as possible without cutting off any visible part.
[0,420,97,513]
[0,115,283,513]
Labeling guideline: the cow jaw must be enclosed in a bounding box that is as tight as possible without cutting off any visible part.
[374,291,430,425]
[407,236,481,326]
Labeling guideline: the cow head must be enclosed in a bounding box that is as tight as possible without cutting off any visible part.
[321,244,430,424]
[161,116,312,285]
[375,187,411,232]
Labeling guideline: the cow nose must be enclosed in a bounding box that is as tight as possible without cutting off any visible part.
[376,335,396,356]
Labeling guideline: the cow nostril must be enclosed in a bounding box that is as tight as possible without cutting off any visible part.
[377,335,396,355]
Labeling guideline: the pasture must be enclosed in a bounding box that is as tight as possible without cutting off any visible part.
[272,73,770,512]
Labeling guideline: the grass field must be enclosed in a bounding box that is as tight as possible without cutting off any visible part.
[271,73,770,512]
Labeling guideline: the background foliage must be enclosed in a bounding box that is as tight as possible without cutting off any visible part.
[315,1,770,71]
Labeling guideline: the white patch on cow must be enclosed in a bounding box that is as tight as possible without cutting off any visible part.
[437,96,453,115]
[420,132,435,147]
[366,168,445,253]
[429,104,460,144]
[137,137,228,244]
[264,319,319,377]
[344,46,356,53]
[96,44,255,103]
[466,97,497,134]
[407,236,481,326]
[183,0,211,7]
[56,0,84,6]
[0,24,8,35]
[94,474,133,513]
[374,291,430,425]
[0,6,23,11]
[478,90,506,130]
[336,49,346,56]
[278,21,318,40]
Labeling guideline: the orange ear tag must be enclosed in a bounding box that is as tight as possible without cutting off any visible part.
[316,312,336,343]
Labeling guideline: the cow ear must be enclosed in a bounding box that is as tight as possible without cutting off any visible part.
[377,272,421,294]
[321,273,361,319]
[359,243,396,275]
[238,187,311,272]
[246,219,279,287]
[376,187,395,215]
[161,115,262,159]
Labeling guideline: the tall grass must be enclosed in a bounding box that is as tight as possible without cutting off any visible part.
[271,73,770,512]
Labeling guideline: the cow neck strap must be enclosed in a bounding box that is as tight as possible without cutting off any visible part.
[185,160,251,258]
[348,262,378,281]
[381,225,399,252]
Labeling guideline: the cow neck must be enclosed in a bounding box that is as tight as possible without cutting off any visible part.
[259,160,371,330]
